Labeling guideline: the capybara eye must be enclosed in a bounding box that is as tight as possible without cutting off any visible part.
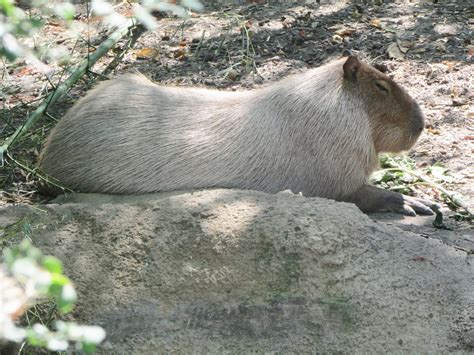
[375,81,389,94]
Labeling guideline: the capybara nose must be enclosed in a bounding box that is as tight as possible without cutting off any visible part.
[412,104,425,133]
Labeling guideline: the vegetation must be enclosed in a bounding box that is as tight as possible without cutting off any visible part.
[372,154,472,218]
[1,239,105,353]
[1,0,203,62]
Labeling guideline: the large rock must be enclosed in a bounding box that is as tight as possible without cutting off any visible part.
[1,189,473,353]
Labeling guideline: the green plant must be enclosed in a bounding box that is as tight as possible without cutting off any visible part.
[372,154,472,217]
[371,154,418,195]
[1,239,106,353]
[223,12,257,72]
[0,0,75,61]
[1,0,203,62]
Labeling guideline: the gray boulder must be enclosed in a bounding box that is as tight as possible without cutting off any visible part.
[1,189,473,353]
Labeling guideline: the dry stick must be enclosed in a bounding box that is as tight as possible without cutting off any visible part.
[102,24,147,77]
[6,152,74,193]
[381,167,473,216]
[0,17,137,162]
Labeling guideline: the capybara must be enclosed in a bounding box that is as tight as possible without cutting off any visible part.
[39,56,435,215]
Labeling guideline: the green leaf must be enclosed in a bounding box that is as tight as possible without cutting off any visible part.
[46,338,69,351]
[50,273,70,288]
[0,0,14,16]
[180,0,204,11]
[54,2,76,22]
[133,4,158,30]
[155,2,189,17]
[21,220,32,237]
[60,284,78,305]
[433,210,451,230]
[42,256,63,274]
[57,298,75,313]
[24,245,42,261]
[49,283,77,313]
[16,17,43,36]
[3,248,16,266]
[27,325,48,347]
[32,0,48,7]
[1,33,23,61]
[91,0,113,16]
[429,163,455,183]
[389,185,412,194]
[81,342,97,354]
[379,154,416,170]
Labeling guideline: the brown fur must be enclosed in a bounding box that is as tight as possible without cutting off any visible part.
[38,56,434,215]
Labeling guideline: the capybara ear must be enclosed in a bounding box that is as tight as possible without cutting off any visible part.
[373,62,388,74]
[343,56,360,82]
[342,49,353,57]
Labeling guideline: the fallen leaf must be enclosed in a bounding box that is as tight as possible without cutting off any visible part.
[328,24,342,31]
[452,99,467,106]
[5,95,37,106]
[387,42,404,59]
[426,127,440,135]
[369,19,382,28]
[328,25,356,36]
[351,9,362,19]
[396,39,412,53]
[173,48,186,60]
[226,69,239,81]
[338,27,356,36]
[434,41,446,53]
[331,34,343,44]
[442,60,457,72]
[88,16,103,23]
[413,47,427,54]
[451,85,458,98]
[135,48,159,59]
[430,164,455,183]
[47,21,62,27]
[17,67,34,76]
[122,8,134,17]
[44,24,65,34]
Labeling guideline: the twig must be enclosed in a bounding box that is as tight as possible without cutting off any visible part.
[217,62,241,76]
[215,27,230,56]
[171,19,187,40]
[195,30,206,55]
[103,24,147,77]
[6,152,74,194]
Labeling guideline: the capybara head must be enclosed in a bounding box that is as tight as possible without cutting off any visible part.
[342,56,425,153]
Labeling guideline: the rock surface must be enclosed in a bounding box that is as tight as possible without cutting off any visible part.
[1,189,473,353]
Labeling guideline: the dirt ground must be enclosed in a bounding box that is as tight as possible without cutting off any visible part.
[0,1,473,242]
